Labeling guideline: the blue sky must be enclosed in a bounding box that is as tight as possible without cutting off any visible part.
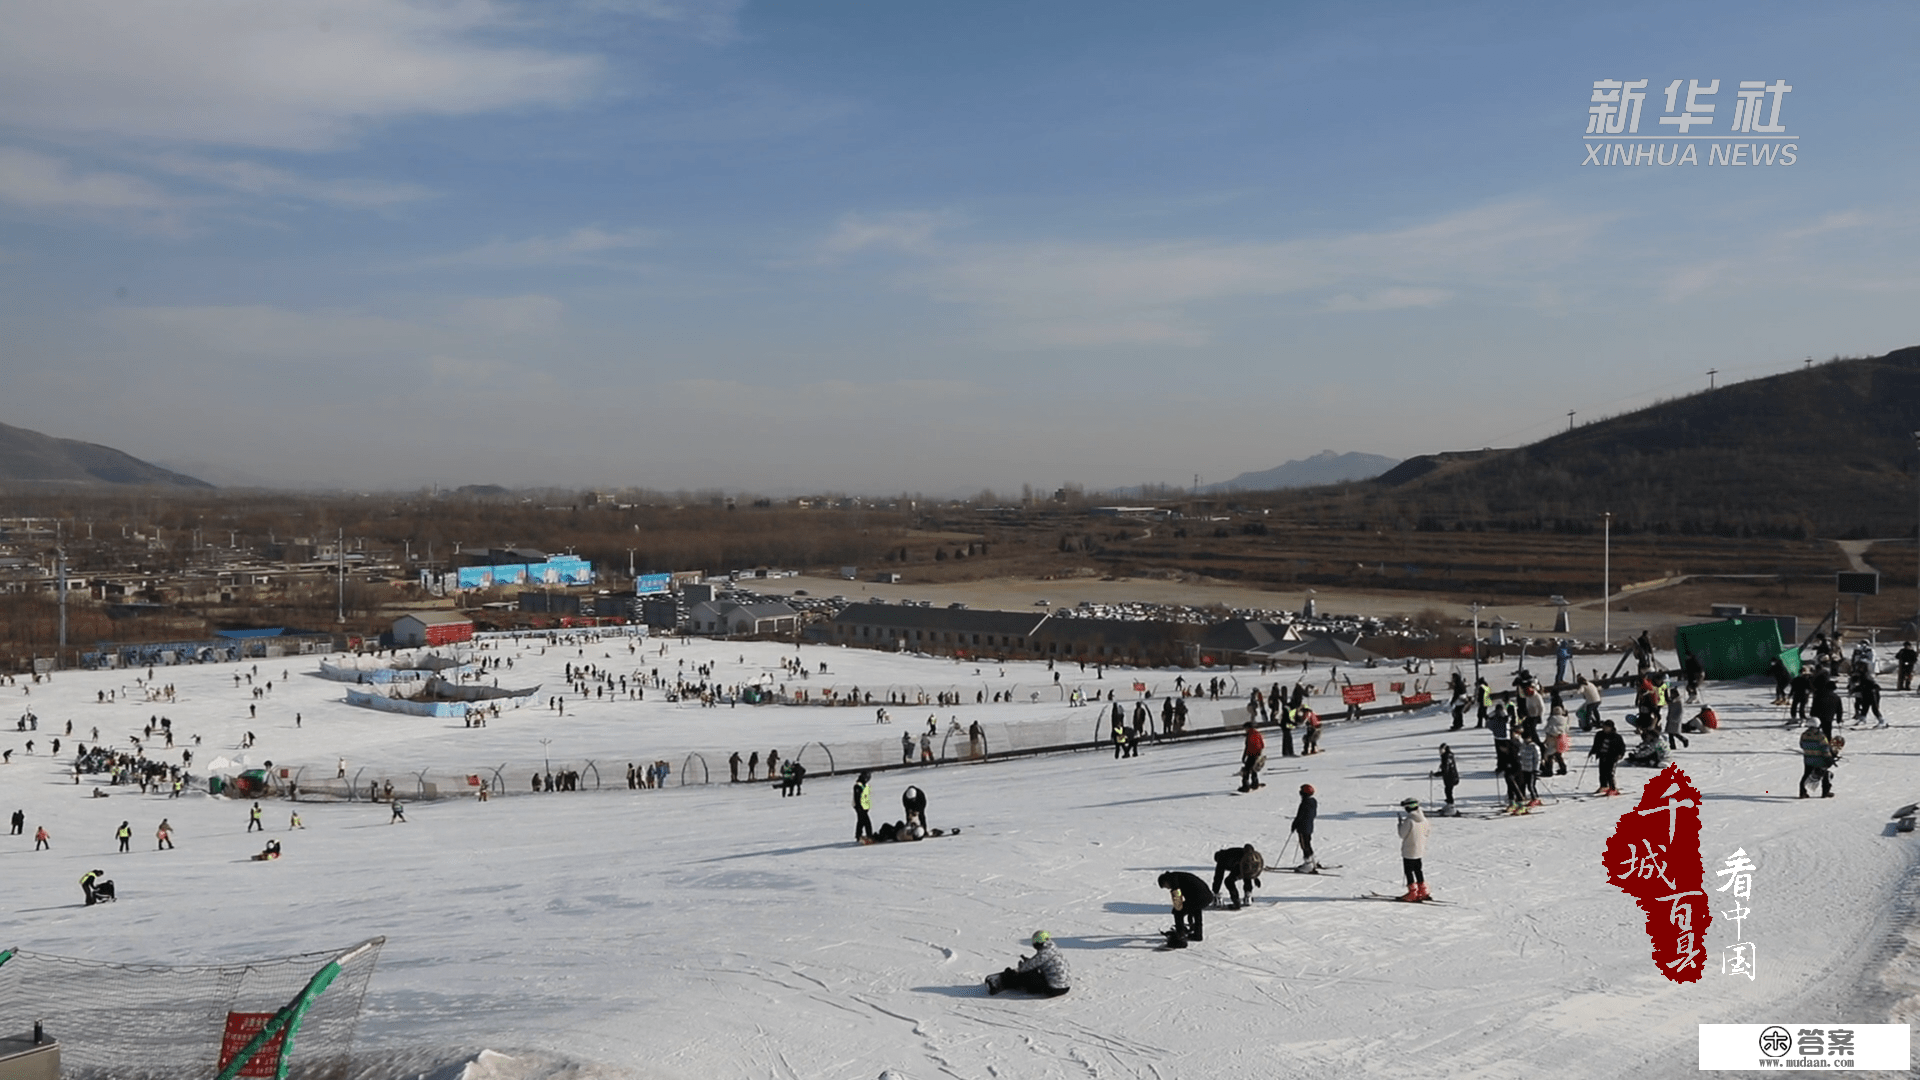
[1,0,1915,492]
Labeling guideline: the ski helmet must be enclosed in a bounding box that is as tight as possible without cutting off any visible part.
[1300,784,1314,795]
[1401,797,1420,809]
[1032,930,1051,946]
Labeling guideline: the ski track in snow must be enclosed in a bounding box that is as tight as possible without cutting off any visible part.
[2,638,1918,1078]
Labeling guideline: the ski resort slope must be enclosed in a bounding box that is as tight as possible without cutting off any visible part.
[1,637,1917,1080]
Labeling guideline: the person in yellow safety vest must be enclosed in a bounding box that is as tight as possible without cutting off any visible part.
[853,771,875,843]
[115,821,131,853]
[1476,678,1493,729]
[247,802,264,833]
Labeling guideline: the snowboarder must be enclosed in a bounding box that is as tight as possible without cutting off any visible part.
[1396,798,1430,901]
[1238,722,1266,792]
[985,931,1071,997]
[253,839,282,861]
[1210,844,1265,908]
[853,771,874,842]
[247,802,263,833]
[902,785,928,833]
[1291,785,1319,868]
[1589,720,1625,796]
[1799,725,1835,799]
[1156,870,1214,944]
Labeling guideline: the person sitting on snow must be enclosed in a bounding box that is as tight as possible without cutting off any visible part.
[986,931,1071,997]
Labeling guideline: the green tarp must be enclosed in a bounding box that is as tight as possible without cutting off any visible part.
[1673,619,1798,680]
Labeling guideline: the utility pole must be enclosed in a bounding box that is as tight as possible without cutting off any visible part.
[1707,368,1718,390]
[55,522,66,669]
[1567,410,1575,433]
[1602,511,1613,648]
[336,527,345,624]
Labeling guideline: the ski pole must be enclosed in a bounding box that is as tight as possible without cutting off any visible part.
[1576,753,1591,791]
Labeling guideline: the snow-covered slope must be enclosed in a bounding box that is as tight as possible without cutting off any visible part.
[2,636,1915,1079]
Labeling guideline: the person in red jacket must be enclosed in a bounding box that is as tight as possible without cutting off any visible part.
[1238,722,1267,792]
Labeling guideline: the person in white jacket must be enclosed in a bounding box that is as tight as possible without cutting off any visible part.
[1396,798,1431,901]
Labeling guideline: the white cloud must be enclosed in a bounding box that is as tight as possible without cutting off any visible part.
[1320,287,1452,313]
[821,211,956,258]
[448,294,565,333]
[145,154,431,208]
[859,200,1603,347]
[0,146,185,230]
[422,227,658,268]
[0,1,602,151]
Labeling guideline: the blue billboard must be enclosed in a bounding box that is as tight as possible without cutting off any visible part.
[457,557,593,591]
[635,573,672,595]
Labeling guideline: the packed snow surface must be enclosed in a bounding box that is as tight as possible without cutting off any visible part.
[3,632,1917,1079]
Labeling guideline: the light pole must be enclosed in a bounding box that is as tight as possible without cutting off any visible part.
[539,738,553,784]
[1470,601,1483,687]
[627,548,637,580]
[1913,432,1919,653]
[1602,511,1613,648]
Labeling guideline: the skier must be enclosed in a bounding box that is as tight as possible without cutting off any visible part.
[1111,703,1127,759]
[1664,674,1687,748]
[1238,721,1266,793]
[902,785,928,834]
[1210,844,1265,908]
[1589,720,1626,796]
[390,799,407,823]
[247,802,263,833]
[34,825,49,850]
[1542,703,1570,776]
[1290,785,1319,869]
[1811,675,1843,741]
[902,731,915,764]
[1766,655,1792,705]
[1396,798,1431,901]
[1513,738,1541,812]
[116,821,132,853]
[1156,870,1214,944]
[985,931,1071,997]
[1431,744,1460,812]
[853,771,874,842]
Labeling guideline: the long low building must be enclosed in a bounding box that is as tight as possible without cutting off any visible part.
[820,603,1199,665]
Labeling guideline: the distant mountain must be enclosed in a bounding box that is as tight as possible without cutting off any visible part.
[0,420,212,488]
[1320,346,1920,537]
[1205,451,1400,492]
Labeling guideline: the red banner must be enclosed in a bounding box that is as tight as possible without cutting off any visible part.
[1132,681,1147,692]
[1401,691,1434,706]
[219,1012,287,1078]
[1339,683,1376,705]
[1389,681,1405,694]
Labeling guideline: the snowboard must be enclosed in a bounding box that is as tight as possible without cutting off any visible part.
[1156,928,1192,950]
[1285,865,1341,875]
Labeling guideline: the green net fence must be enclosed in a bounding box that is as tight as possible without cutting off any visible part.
[0,937,382,1080]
